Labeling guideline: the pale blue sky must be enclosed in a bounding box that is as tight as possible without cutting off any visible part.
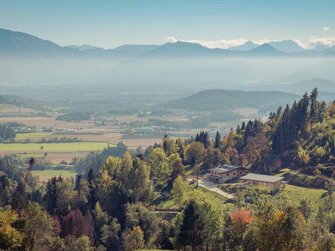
[0,0,334,48]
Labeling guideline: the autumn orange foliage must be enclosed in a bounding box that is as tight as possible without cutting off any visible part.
[230,208,254,226]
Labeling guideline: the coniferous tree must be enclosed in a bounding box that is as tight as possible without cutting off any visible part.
[162,134,169,154]
[276,106,283,121]
[12,179,29,210]
[157,221,174,250]
[273,105,291,153]
[310,88,322,123]
[195,131,210,148]
[44,177,58,215]
[236,125,241,134]
[241,121,246,131]
[176,138,185,160]
[176,200,204,249]
[310,88,317,119]
[87,168,97,210]
[214,131,221,148]
[297,92,310,135]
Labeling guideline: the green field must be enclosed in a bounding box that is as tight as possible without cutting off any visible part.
[15,132,53,141]
[32,169,77,182]
[198,186,227,206]
[0,142,108,152]
[281,184,326,205]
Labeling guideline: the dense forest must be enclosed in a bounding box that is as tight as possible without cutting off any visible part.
[1,88,335,251]
[56,112,91,122]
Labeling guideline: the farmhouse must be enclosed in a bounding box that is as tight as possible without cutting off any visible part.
[205,164,247,183]
[240,173,284,193]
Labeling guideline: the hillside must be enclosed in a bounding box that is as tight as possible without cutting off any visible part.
[161,89,299,112]
[211,88,335,186]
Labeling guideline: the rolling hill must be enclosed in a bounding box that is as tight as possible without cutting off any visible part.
[160,89,299,112]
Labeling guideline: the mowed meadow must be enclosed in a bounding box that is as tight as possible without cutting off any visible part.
[0,142,108,152]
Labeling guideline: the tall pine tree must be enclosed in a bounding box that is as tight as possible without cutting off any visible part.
[214,131,221,148]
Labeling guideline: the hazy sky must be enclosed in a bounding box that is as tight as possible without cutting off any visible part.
[0,0,334,48]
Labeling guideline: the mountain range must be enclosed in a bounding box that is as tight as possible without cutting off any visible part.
[0,28,334,58]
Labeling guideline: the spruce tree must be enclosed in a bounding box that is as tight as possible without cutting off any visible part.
[44,177,58,215]
[214,131,221,148]
[241,121,246,131]
[310,88,319,122]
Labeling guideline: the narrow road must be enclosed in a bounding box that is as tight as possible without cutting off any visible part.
[198,179,235,199]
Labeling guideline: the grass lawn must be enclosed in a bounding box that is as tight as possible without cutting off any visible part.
[155,184,227,210]
[32,169,77,182]
[280,184,326,205]
[198,186,227,206]
[0,142,108,153]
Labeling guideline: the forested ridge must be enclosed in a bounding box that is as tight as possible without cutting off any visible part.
[1,88,335,250]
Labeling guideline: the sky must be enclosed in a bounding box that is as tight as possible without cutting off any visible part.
[0,0,335,49]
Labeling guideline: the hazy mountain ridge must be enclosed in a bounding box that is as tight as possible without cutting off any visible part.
[160,89,300,112]
[1,28,335,58]
[268,40,305,53]
[0,28,77,56]
[248,79,335,96]
[244,43,285,56]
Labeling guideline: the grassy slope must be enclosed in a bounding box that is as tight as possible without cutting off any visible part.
[280,184,326,205]
[155,184,227,210]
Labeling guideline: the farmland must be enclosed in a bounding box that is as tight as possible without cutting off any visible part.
[0,142,109,163]
[0,142,108,153]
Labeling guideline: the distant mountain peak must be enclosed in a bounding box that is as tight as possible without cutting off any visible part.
[147,41,211,56]
[247,43,284,55]
[230,41,258,51]
[268,40,304,53]
[0,28,70,56]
